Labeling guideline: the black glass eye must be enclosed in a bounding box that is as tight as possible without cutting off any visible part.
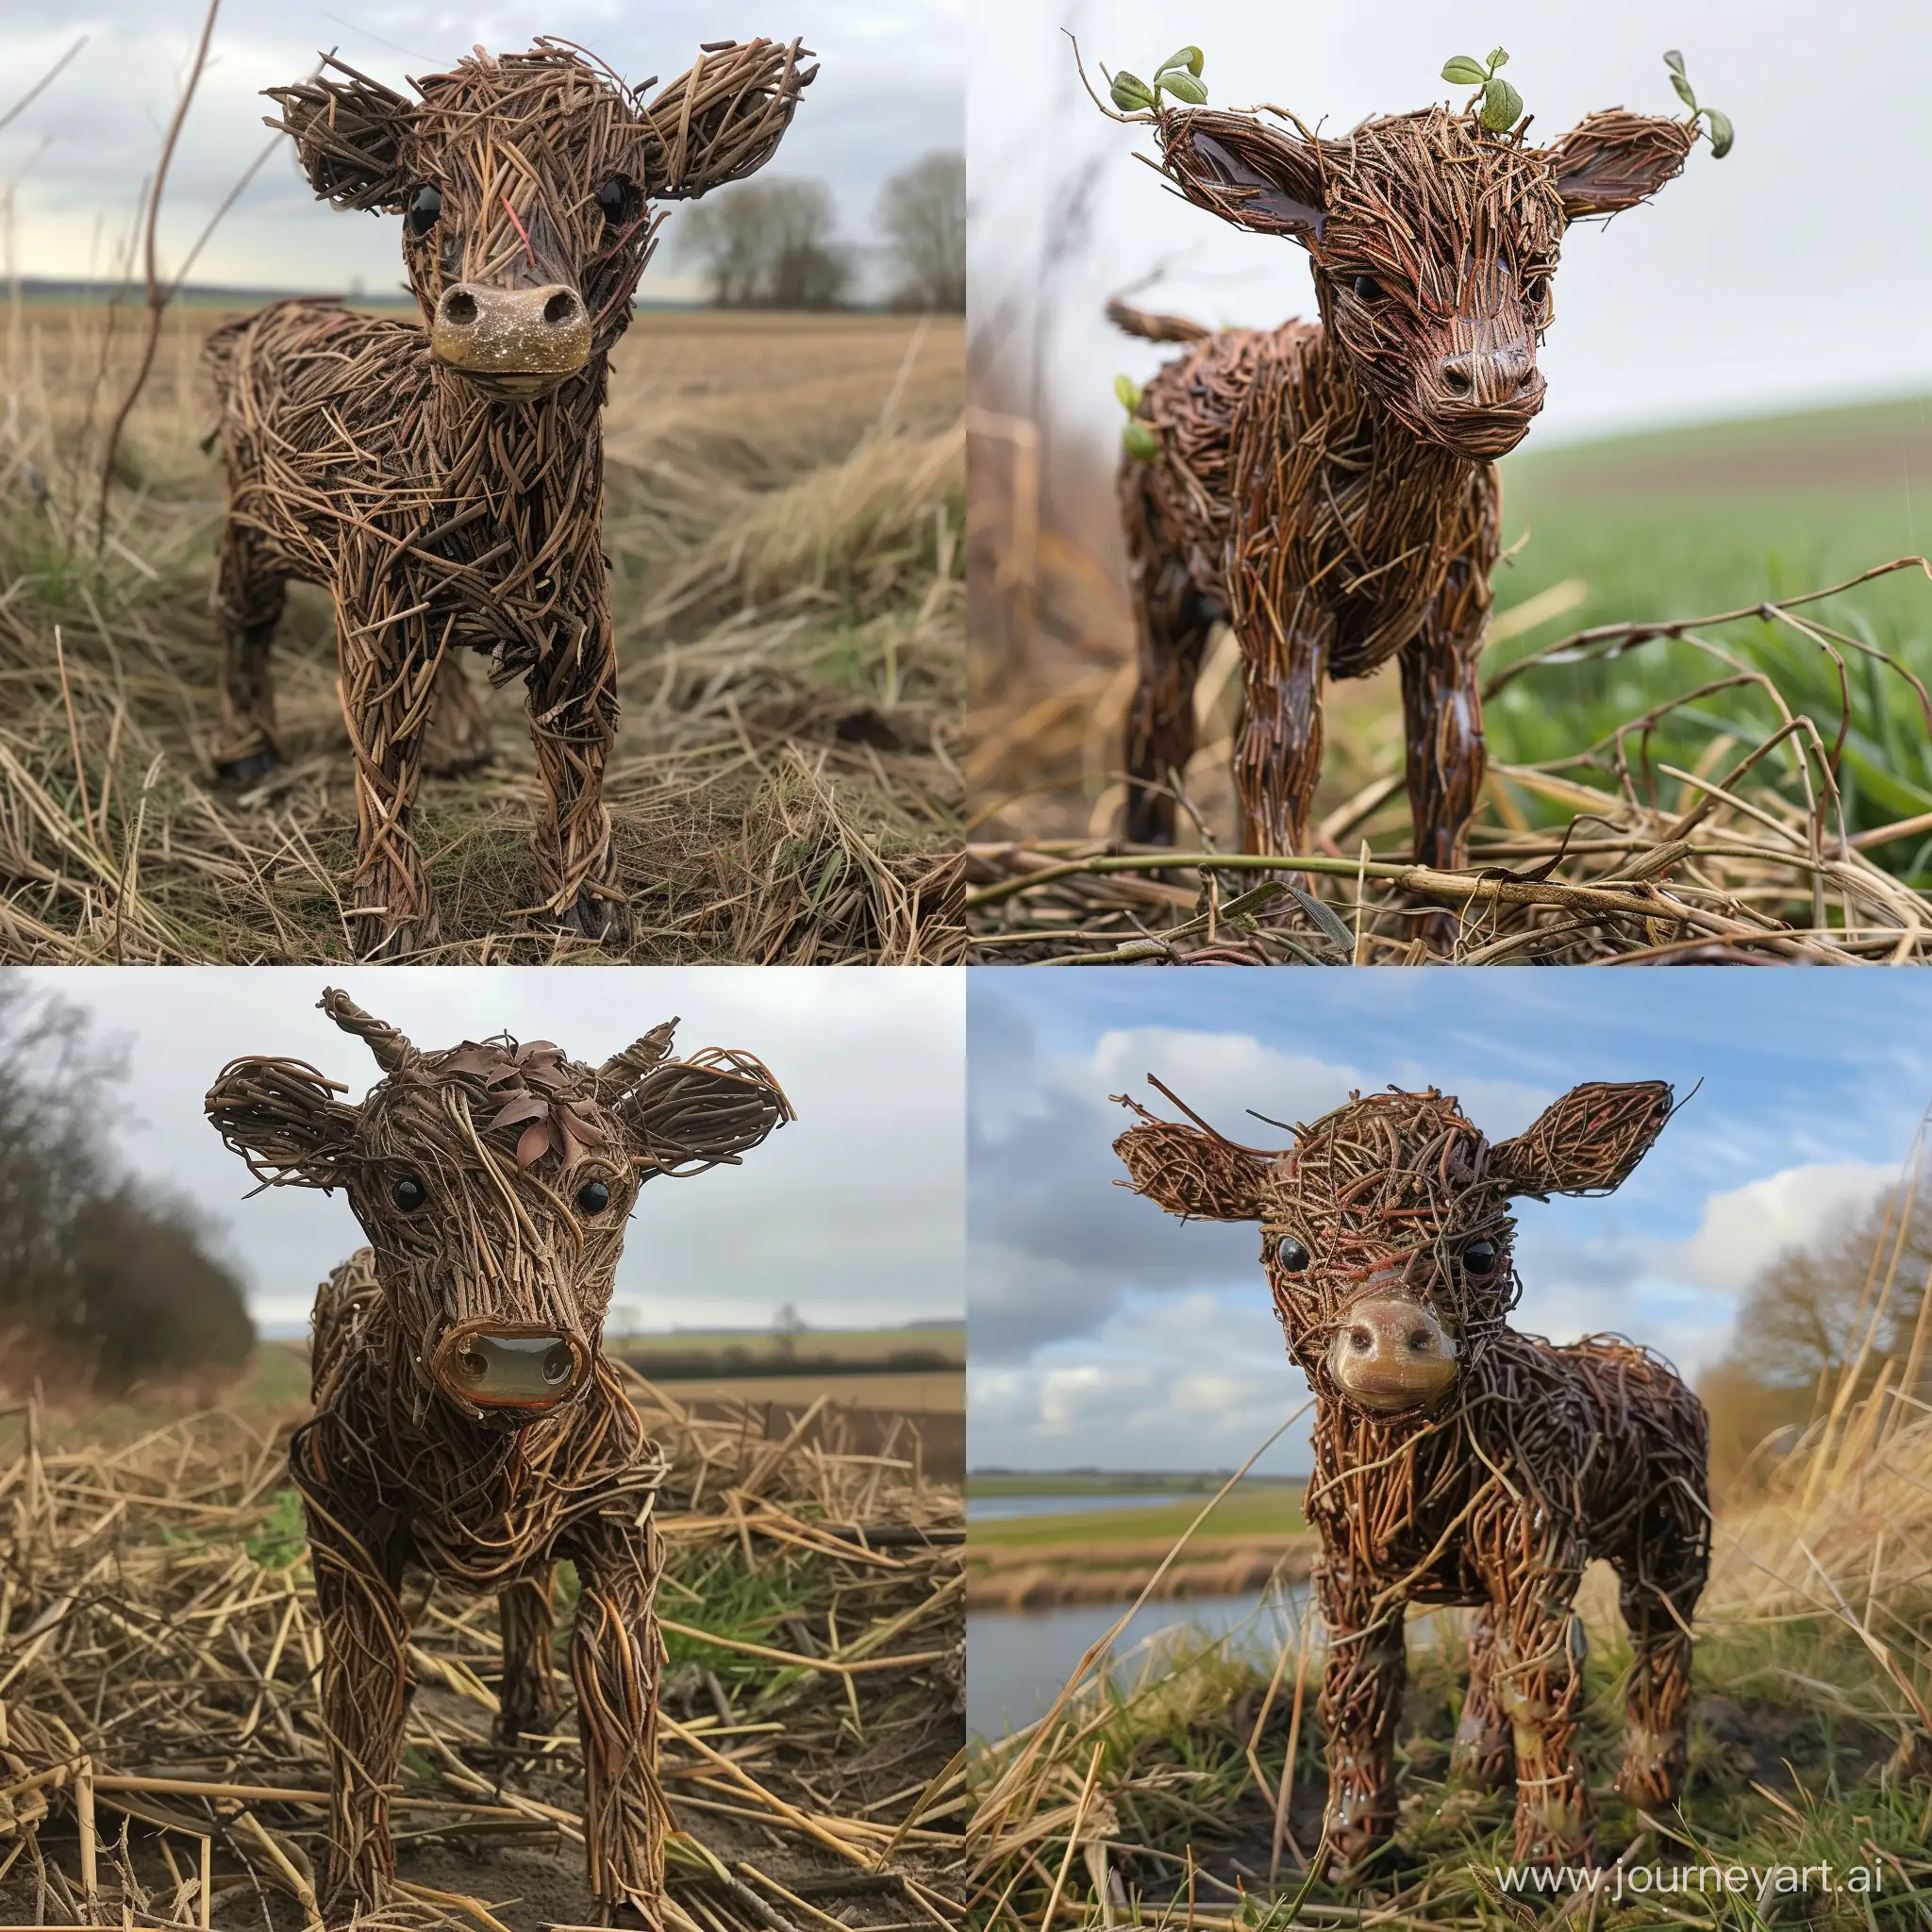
[1352,274,1383,301]
[408,185,441,235]
[576,1178,611,1214]
[391,1174,427,1212]
[1274,1235,1311,1273]
[594,178,633,229]
[1463,1238,1500,1275]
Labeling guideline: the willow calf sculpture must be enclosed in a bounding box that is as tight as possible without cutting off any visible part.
[208,39,813,955]
[1114,1079,1707,1874]
[1106,66,1723,926]
[206,990,793,1927]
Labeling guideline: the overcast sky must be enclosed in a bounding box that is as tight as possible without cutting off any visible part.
[0,0,962,301]
[971,0,1932,453]
[969,973,1932,1476]
[7,966,963,1337]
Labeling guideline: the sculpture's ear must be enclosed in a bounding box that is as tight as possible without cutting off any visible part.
[265,58,415,213]
[1489,1081,1673,1200]
[612,1047,795,1177]
[638,38,817,200]
[206,1058,361,1191]
[1113,1123,1272,1222]
[1156,109,1331,243]
[1543,110,1697,221]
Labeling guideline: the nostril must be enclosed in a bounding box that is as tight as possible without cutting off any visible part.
[443,290,477,325]
[1408,1328,1433,1352]
[542,290,580,327]
[1350,1325,1374,1354]
[1441,364,1473,397]
[455,1345,488,1384]
[541,1343,574,1386]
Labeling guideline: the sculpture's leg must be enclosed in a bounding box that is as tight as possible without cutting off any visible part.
[422,651,496,776]
[306,1519,409,1926]
[1613,1524,1707,1809]
[1449,1605,1513,1791]
[212,522,288,783]
[1121,459,1223,845]
[1395,481,1495,952]
[1315,1559,1406,1880]
[1481,1525,1591,1867]
[566,1509,667,1927]
[1231,609,1329,861]
[497,1568,561,1747]
[334,577,439,958]
[525,602,619,941]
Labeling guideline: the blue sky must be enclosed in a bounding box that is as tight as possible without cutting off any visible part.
[968,972,1932,1474]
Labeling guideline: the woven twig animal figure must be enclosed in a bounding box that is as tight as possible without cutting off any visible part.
[1113,1078,1708,1874]
[206,991,793,1927]
[206,40,814,957]
[1104,68,1721,929]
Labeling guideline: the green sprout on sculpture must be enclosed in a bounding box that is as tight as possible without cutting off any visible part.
[1441,46,1524,134]
[1115,374,1158,461]
[1663,50,1734,157]
[1110,45,1208,113]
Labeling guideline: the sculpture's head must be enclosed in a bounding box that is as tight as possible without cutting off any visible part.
[1113,1078,1672,1418]
[1146,86,1712,458]
[269,39,814,398]
[207,991,792,1424]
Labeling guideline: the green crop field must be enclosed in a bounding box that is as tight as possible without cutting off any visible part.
[1474,392,1932,872]
[969,1480,1307,1550]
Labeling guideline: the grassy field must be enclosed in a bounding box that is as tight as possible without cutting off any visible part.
[618,1323,964,1375]
[967,1470,1299,1496]
[968,393,1932,959]
[0,1371,964,1930]
[0,302,963,962]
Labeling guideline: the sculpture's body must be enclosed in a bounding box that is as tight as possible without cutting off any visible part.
[1112,92,1713,905]
[208,41,813,955]
[1113,1079,1707,1874]
[207,991,793,1927]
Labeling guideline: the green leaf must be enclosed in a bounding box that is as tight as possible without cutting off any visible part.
[1114,374,1143,413]
[1110,69,1156,111]
[1122,422,1161,462]
[1669,70,1698,109]
[1487,47,1509,70]
[1479,76,1524,132]
[1704,107,1735,158]
[1158,70,1208,105]
[1441,55,1489,85]
[1157,45,1205,78]
[1663,48,1687,76]
[1286,884,1357,956]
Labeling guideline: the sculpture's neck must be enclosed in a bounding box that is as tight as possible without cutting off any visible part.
[425,355,610,469]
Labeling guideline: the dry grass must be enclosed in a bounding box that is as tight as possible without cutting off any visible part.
[0,1364,964,1930]
[0,304,963,963]
[961,1118,1932,1925]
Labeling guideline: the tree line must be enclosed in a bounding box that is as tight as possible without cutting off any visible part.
[675,149,964,312]
[0,981,252,1395]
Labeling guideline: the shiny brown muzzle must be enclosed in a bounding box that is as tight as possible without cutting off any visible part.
[430,1319,590,1413]
[1327,1295,1459,1412]
[429,282,591,393]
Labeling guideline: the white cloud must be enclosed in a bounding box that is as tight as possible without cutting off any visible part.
[1666,1161,1897,1293]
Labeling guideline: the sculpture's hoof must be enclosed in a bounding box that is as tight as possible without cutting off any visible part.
[562,881,616,942]
[216,747,282,788]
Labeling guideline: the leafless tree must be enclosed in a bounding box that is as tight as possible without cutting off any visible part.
[676,176,851,308]
[877,150,964,311]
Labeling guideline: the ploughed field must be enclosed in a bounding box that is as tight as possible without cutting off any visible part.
[0,304,963,963]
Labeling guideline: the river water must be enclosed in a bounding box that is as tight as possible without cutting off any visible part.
[968,1589,1308,1740]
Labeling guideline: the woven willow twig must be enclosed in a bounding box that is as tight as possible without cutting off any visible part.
[1113,1077,1709,1874]
[1092,57,1714,944]
[205,38,815,958]
[203,989,793,1927]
